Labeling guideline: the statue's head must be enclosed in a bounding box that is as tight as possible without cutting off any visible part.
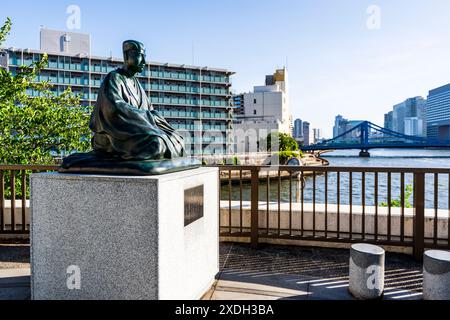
[123,40,146,75]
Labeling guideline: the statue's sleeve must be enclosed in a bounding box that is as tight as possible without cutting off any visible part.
[91,72,157,140]
[150,110,176,134]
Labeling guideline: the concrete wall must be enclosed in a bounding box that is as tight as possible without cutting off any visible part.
[244,91,284,120]
[1,200,30,232]
[7,198,448,250]
[220,201,449,243]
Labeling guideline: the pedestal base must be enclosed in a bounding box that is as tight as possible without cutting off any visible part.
[59,152,201,176]
[30,167,218,300]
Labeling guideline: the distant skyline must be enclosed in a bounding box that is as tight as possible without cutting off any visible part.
[2,0,450,137]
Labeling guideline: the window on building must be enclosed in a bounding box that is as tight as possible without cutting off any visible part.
[254,99,257,104]
[254,110,257,115]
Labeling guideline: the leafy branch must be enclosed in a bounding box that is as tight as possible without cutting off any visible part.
[380,184,413,208]
[0,17,11,45]
[0,18,92,198]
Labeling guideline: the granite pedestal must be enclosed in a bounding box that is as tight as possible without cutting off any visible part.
[30,167,219,300]
[349,244,385,300]
[423,250,450,300]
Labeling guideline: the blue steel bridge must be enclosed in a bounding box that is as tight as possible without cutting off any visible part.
[301,121,450,157]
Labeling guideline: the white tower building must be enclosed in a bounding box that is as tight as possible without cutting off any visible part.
[233,68,293,153]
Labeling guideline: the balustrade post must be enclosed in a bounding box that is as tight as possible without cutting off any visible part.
[413,172,425,261]
[250,168,260,249]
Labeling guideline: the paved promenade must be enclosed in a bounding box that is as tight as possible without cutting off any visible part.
[205,243,423,300]
[0,268,30,300]
[0,243,423,300]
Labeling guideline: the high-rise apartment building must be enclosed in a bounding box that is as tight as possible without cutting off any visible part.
[426,83,450,140]
[384,97,427,137]
[0,29,234,156]
[233,68,292,152]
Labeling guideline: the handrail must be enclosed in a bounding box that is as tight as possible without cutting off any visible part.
[217,165,450,262]
[2,163,450,263]
[213,164,450,174]
[0,165,60,171]
[0,165,59,235]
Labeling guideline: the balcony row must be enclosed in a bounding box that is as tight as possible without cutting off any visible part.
[169,123,229,132]
[150,97,230,107]
[30,76,229,95]
[26,89,99,101]
[148,84,229,96]
[157,109,230,120]
[25,90,232,109]
[169,133,228,144]
[148,71,229,84]
[8,59,231,84]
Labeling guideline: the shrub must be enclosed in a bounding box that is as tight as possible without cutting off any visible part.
[380,185,413,208]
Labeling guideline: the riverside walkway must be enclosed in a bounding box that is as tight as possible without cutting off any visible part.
[1,243,423,300]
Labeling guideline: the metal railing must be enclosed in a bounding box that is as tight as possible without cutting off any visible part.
[0,165,59,234]
[218,165,450,261]
[2,164,450,263]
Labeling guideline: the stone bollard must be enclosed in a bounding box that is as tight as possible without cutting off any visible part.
[349,244,385,300]
[423,250,450,300]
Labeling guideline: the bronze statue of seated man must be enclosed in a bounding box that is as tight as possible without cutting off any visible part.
[60,40,200,175]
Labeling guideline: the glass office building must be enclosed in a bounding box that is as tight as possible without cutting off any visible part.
[426,83,450,140]
[0,32,234,156]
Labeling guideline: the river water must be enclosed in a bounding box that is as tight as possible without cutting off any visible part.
[221,149,450,209]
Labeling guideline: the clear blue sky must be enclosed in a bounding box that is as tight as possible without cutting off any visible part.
[2,0,450,137]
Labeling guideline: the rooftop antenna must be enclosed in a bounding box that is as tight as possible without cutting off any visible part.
[192,40,195,66]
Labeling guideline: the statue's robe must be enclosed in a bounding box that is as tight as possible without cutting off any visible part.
[90,68,185,160]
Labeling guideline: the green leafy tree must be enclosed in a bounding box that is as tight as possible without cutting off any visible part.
[266,132,299,152]
[264,132,302,164]
[0,18,92,198]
